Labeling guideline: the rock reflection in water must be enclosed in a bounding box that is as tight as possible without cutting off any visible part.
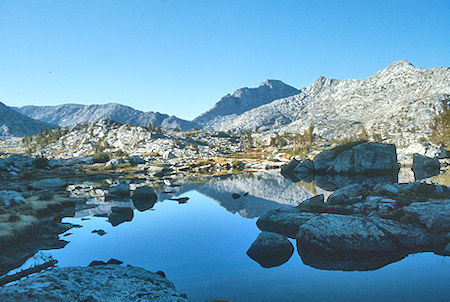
[108,207,133,226]
[297,249,408,271]
[132,198,157,212]
[246,232,294,268]
[286,172,399,191]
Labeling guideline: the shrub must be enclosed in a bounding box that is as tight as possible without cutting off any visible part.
[332,140,367,156]
[33,157,49,169]
[430,100,449,146]
[92,152,110,163]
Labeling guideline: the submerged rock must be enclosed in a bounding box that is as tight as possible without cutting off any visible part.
[247,232,294,268]
[0,265,188,301]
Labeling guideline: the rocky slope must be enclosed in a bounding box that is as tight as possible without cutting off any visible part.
[0,102,55,137]
[212,61,450,146]
[32,119,244,158]
[193,79,300,129]
[13,103,196,130]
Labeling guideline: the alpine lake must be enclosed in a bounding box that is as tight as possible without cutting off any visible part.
[6,169,450,302]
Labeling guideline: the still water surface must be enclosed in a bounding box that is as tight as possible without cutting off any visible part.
[22,187,449,302]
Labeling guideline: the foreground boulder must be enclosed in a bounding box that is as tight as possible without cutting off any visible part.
[246,232,294,268]
[256,207,317,238]
[257,182,449,270]
[0,265,188,301]
[296,214,398,254]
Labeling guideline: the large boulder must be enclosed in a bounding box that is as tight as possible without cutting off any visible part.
[0,190,26,207]
[296,214,398,254]
[326,183,367,206]
[313,142,399,174]
[105,183,130,200]
[246,232,294,268]
[402,200,450,233]
[0,265,188,301]
[280,158,300,175]
[256,207,317,238]
[412,153,440,170]
[132,186,157,203]
[352,143,399,173]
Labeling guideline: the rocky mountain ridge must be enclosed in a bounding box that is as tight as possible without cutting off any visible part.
[211,60,450,146]
[13,103,196,130]
[0,101,55,137]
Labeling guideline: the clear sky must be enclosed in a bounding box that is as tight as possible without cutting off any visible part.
[0,0,448,120]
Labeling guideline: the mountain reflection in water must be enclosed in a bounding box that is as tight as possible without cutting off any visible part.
[8,171,449,302]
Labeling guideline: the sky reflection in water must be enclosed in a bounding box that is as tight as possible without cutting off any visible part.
[25,188,449,302]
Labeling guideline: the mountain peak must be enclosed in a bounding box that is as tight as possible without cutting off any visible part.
[258,79,286,88]
[376,59,416,75]
[388,59,415,68]
[194,80,300,127]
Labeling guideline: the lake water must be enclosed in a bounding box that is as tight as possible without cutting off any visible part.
[12,172,450,301]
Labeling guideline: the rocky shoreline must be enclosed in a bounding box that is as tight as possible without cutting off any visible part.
[251,182,449,271]
[0,264,188,301]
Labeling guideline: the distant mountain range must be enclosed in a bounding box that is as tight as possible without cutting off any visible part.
[2,60,449,143]
[0,102,55,137]
[12,103,196,131]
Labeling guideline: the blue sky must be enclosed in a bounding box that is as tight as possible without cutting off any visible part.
[0,0,448,120]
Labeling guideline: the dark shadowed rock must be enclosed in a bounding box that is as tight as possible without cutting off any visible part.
[296,194,325,212]
[105,183,130,200]
[403,200,450,233]
[89,260,107,266]
[298,248,407,271]
[257,207,317,238]
[232,193,241,199]
[412,153,440,170]
[132,186,157,203]
[106,258,123,265]
[326,183,366,206]
[247,232,294,268]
